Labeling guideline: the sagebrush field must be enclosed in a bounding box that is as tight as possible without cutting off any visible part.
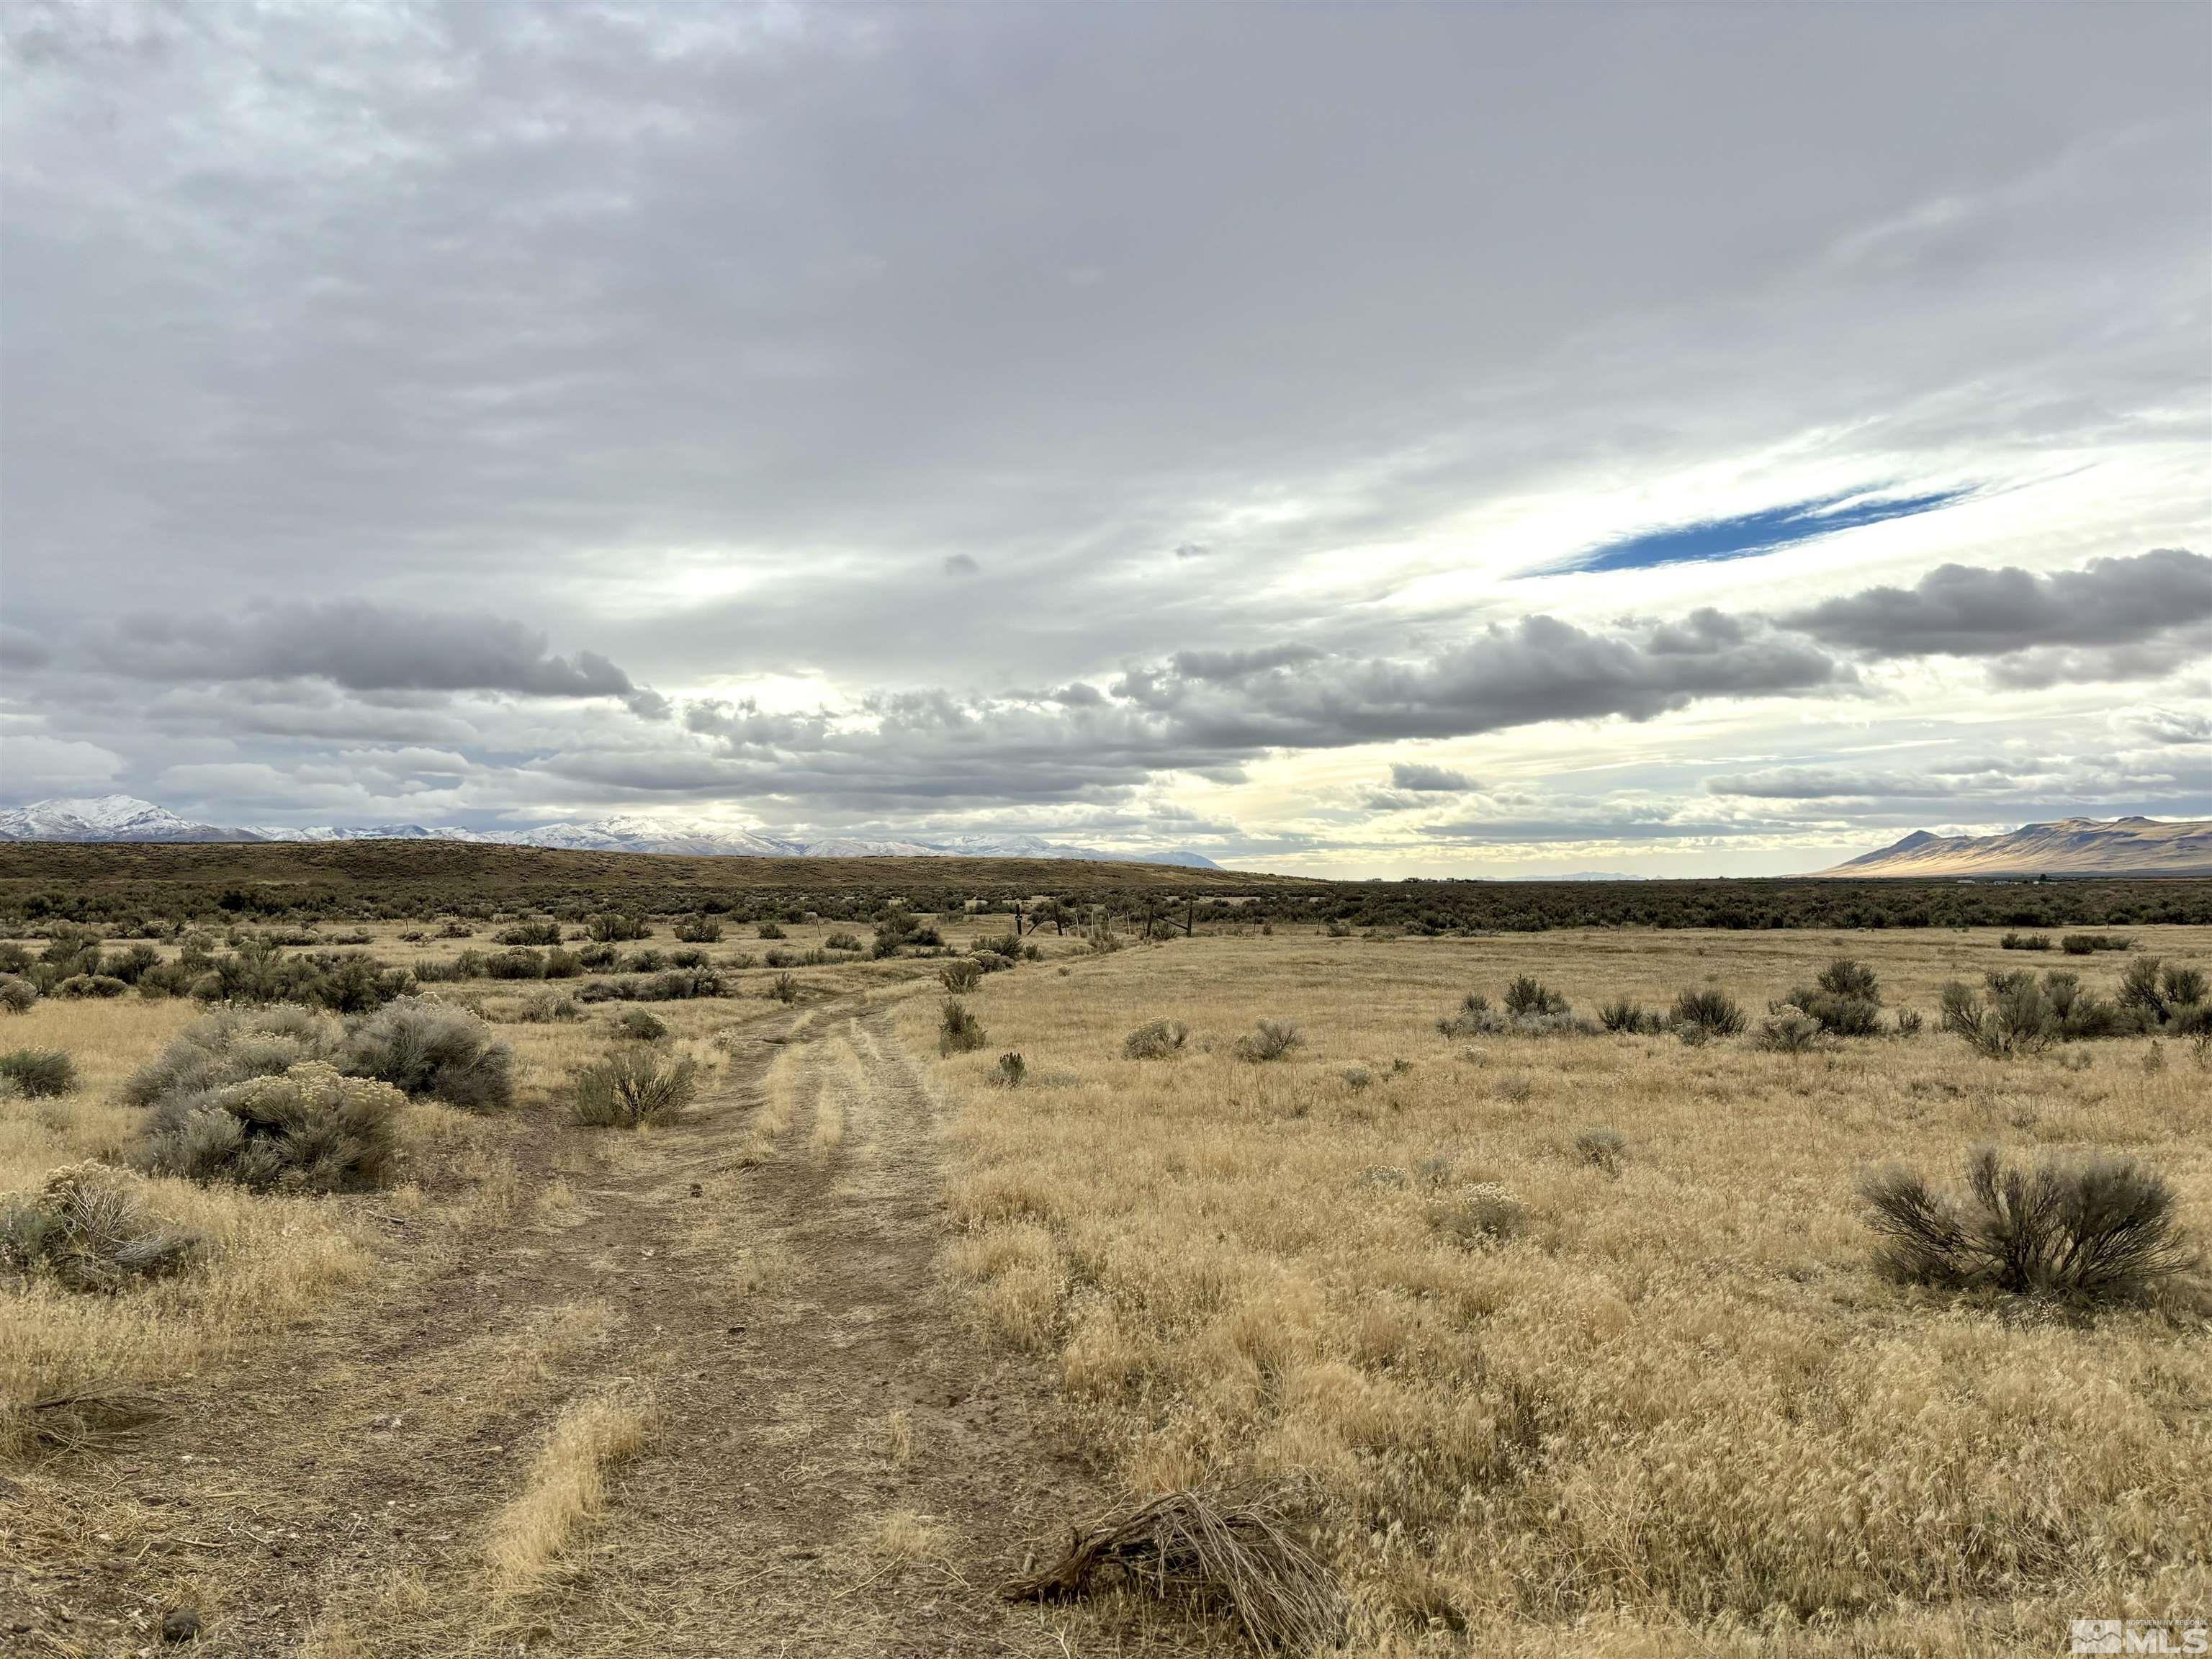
[3,894,2207,1655]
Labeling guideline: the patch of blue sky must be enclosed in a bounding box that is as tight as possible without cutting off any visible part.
[1543,485,1974,576]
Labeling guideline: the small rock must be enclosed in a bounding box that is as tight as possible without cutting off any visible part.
[161,1607,200,1644]
[689,1182,703,1197]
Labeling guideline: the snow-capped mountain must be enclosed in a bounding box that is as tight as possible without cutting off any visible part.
[0,794,243,843]
[0,796,1220,868]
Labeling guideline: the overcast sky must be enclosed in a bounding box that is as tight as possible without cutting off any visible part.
[3,1,2208,875]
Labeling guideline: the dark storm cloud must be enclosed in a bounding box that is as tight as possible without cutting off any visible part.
[91,601,668,716]
[1390,763,1473,793]
[1780,549,2211,660]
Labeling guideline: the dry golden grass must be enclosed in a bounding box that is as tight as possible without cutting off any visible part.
[485,1385,656,1593]
[908,925,2212,1655]
[869,1506,955,1565]
[811,1030,861,1159]
[0,999,376,1456]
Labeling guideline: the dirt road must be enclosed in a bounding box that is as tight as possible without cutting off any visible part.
[3,994,1151,1657]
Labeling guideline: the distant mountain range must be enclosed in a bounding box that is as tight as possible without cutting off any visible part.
[1820,816,2212,878]
[0,795,1223,869]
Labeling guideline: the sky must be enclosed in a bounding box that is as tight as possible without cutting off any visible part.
[1,2,2208,877]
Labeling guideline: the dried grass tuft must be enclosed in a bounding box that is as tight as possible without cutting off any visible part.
[1001,1486,1344,1652]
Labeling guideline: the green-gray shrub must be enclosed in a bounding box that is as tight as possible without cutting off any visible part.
[1861,1148,2194,1301]
[571,1048,702,1128]
[939,998,986,1056]
[1123,1018,1190,1059]
[0,1048,77,1097]
[341,997,513,1115]
[1235,1020,1304,1063]
[132,1064,405,1192]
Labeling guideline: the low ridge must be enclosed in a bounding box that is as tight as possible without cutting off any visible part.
[1820,816,2212,877]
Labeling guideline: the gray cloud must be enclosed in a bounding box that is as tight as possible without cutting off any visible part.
[676,614,1842,807]
[0,625,51,670]
[1781,549,2211,662]
[1390,763,1473,792]
[1983,630,2212,690]
[90,601,668,717]
[1706,765,2028,801]
[1,4,2206,865]
[2129,708,2212,747]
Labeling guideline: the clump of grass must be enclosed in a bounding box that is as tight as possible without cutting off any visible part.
[1491,1071,1534,1103]
[1123,1018,1190,1060]
[1860,1148,2195,1301]
[516,992,583,1024]
[768,971,800,1004]
[2000,932,2051,951]
[571,1048,703,1128]
[487,1388,655,1593]
[1598,997,1658,1035]
[1235,1020,1304,1063]
[0,974,37,1014]
[1,1164,202,1293]
[2061,932,2133,956]
[672,914,723,943]
[1437,993,1490,1038]
[940,998,986,1056]
[757,921,787,940]
[1000,1487,1344,1653]
[1941,975,2059,1057]
[0,1047,77,1097]
[1753,1006,1824,1053]
[1784,958,1882,1036]
[1669,986,1746,1038]
[940,958,983,994]
[343,997,515,1114]
[54,974,128,999]
[994,1051,1027,1088]
[1503,976,1568,1017]
[1574,1126,1628,1175]
[131,1063,406,1192]
[1442,986,1597,1038]
[614,1007,668,1042]
[1429,1184,1529,1246]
